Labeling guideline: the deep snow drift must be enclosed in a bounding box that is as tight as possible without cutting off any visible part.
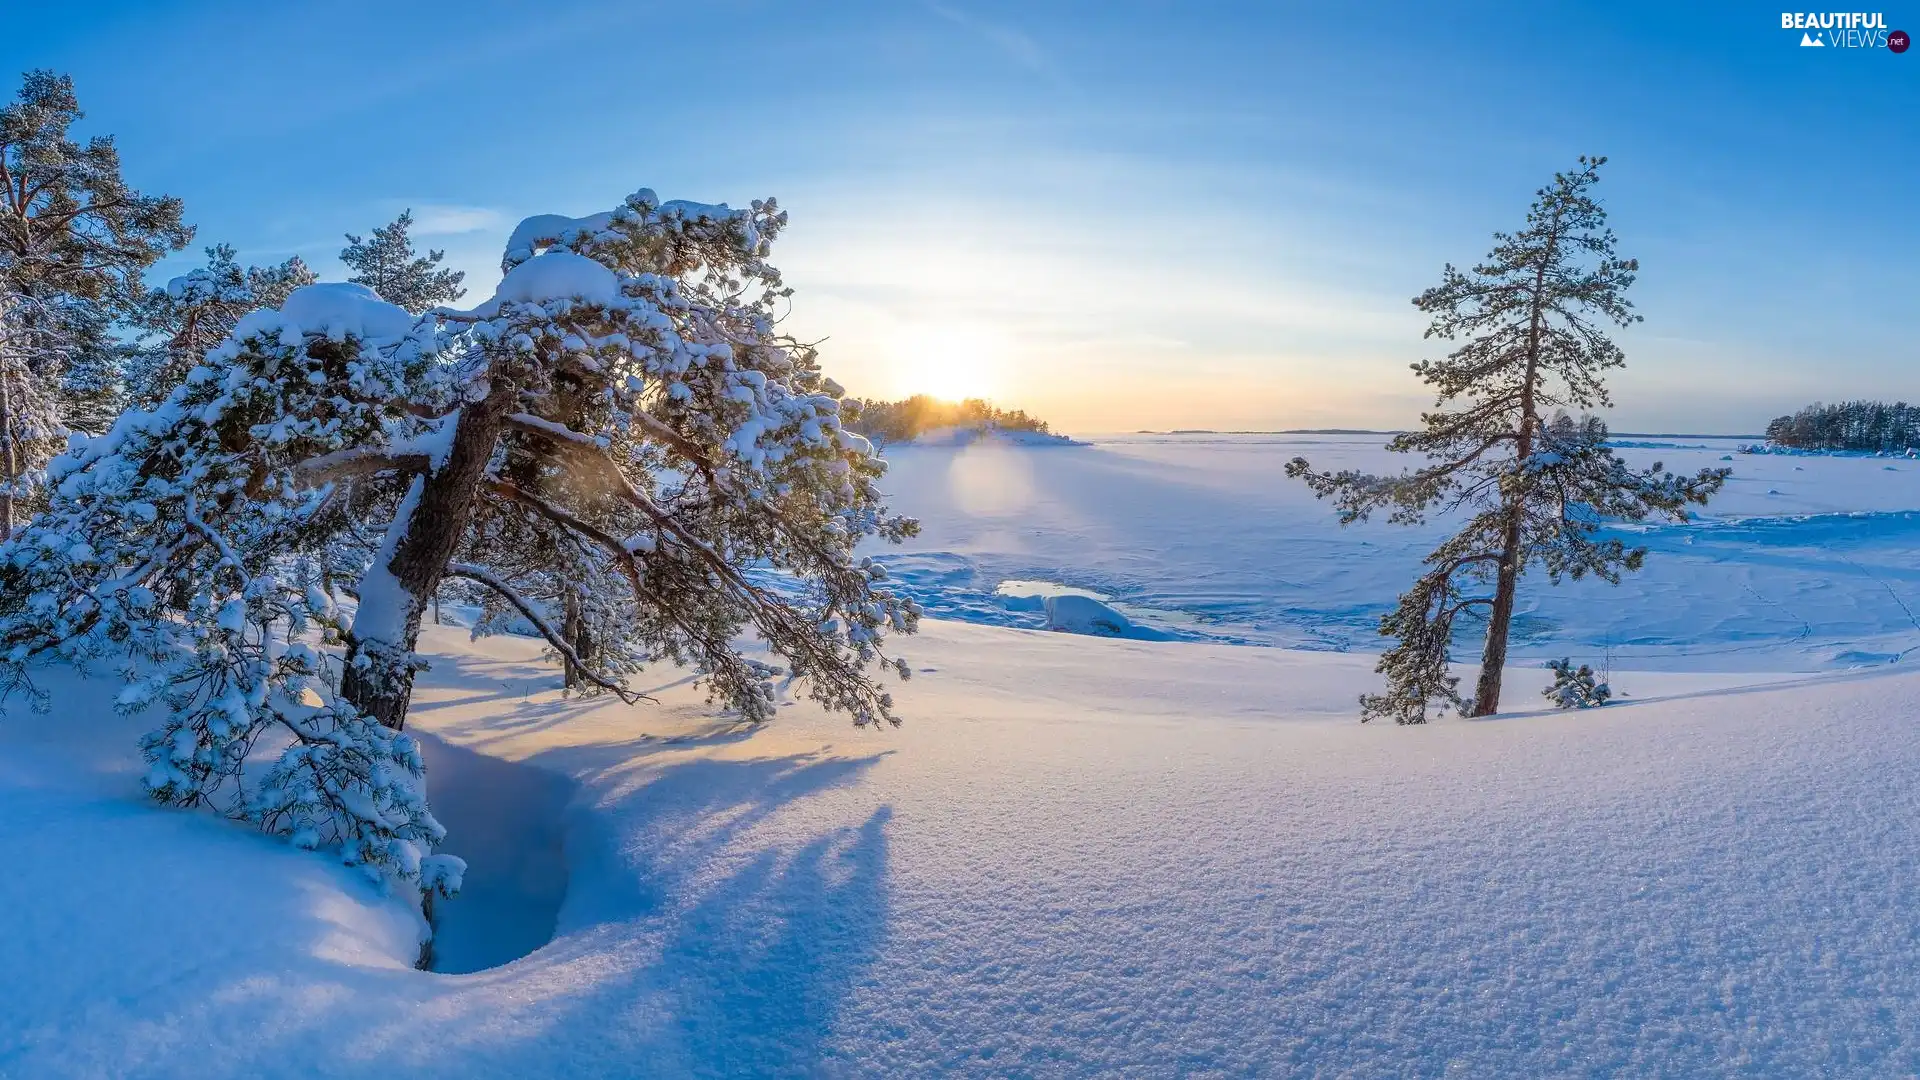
[8,434,1920,1077]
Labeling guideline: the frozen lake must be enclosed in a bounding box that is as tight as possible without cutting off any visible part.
[867,432,1920,672]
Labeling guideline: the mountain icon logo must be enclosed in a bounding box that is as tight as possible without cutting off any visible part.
[1801,31,1825,45]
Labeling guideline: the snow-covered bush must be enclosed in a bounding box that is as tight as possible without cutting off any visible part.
[1542,658,1611,709]
[0,187,919,891]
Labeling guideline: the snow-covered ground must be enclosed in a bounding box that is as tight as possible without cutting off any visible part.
[9,433,1920,1077]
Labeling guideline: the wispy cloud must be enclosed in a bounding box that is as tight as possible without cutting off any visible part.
[925,2,1068,87]
[405,203,509,237]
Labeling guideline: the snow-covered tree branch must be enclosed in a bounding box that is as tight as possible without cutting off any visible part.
[0,184,920,895]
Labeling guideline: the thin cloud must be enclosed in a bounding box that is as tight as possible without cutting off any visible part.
[925,2,1069,87]
[405,204,508,236]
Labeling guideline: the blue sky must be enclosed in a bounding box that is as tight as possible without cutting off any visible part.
[11,1,1917,433]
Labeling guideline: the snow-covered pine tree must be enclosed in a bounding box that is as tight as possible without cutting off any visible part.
[1542,658,1610,708]
[340,210,466,313]
[127,243,316,405]
[52,301,128,437]
[0,289,67,541]
[0,69,191,537]
[1286,157,1727,723]
[0,186,918,890]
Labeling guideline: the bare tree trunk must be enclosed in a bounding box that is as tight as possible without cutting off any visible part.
[1471,517,1523,716]
[560,592,597,689]
[561,592,582,689]
[342,393,509,730]
[572,617,594,680]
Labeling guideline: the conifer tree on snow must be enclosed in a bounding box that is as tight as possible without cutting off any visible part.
[1542,658,1610,709]
[0,69,191,537]
[340,209,466,313]
[0,186,919,891]
[1287,157,1727,723]
[127,243,316,405]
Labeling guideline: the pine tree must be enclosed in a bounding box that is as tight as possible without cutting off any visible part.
[0,186,919,892]
[340,210,465,313]
[127,243,316,405]
[1286,157,1728,723]
[0,289,66,541]
[1543,658,1610,708]
[0,70,191,538]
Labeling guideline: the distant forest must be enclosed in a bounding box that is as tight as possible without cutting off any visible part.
[1765,402,1920,451]
[849,395,1052,444]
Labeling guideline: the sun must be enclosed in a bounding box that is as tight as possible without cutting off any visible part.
[890,323,1005,402]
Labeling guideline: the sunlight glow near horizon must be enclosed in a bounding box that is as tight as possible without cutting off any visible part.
[883,323,1009,403]
[16,1,1913,436]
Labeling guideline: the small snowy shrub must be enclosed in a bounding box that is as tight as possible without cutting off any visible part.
[1543,658,1611,709]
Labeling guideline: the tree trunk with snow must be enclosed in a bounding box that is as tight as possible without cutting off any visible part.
[0,365,15,543]
[343,395,510,730]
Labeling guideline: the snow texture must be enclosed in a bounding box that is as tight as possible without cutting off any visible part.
[5,617,1916,1077]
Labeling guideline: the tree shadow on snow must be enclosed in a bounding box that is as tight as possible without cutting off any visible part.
[463,746,898,1077]
[643,803,893,1076]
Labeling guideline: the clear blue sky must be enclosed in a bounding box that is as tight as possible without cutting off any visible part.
[11,1,1916,433]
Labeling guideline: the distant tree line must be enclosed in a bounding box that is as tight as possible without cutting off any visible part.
[849,394,1051,444]
[1764,402,1920,452]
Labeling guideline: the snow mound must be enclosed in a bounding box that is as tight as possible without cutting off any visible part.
[1043,593,1135,636]
[232,282,416,344]
[472,249,620,313]
[503,210,618,267]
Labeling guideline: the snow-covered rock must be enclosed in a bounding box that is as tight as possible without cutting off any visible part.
[1042,592,1135,636]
